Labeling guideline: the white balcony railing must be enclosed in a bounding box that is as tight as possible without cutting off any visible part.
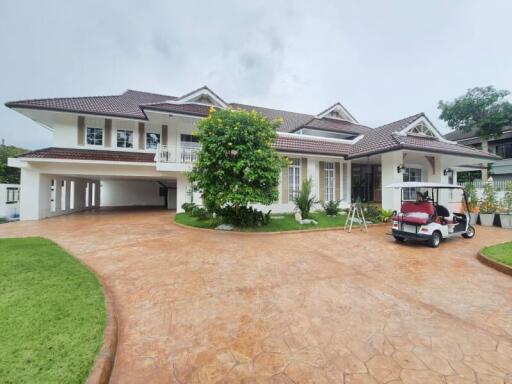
[155,144,199,164]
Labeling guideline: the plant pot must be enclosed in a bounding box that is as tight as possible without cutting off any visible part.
[469,213,478,225]
[479,213,495,226]
[499,213,512,229]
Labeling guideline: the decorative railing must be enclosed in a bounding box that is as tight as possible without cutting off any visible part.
[155,144,199,164]
[457,180,511,190]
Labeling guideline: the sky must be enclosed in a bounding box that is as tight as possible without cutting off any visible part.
[1,0,511,149]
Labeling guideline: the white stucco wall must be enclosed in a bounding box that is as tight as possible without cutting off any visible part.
[0,184,20,219]
[100,180,164,207]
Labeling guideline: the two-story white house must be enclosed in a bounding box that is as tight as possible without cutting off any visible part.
[6,86,498,221]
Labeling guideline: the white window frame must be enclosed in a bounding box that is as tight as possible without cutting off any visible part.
[324,162,335,202]
[403,167,422,200]
[288,158,301,201]
[86,127,104,146]
[116,129,134,148]
[6,187,19,204]
[145,132,161,150]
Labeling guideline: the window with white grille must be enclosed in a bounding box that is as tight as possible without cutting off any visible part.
[324,162,335,201]
[288,159,301,201]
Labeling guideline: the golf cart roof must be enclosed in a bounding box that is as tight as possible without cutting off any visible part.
[384,182,464,189]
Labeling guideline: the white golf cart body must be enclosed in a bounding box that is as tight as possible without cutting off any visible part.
[385,182,475,247]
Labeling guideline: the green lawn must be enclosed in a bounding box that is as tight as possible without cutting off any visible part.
[175,211,351,232]
[0,237,106,384]
[482,242,512,266]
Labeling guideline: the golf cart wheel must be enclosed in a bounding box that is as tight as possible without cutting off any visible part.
[462,225,475,239]
[429,231,442,248]
[394,236,405,243]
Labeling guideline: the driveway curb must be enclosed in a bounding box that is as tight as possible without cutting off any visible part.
[173,219,388,235]
[477,248,512,277]
[85,278,118,384]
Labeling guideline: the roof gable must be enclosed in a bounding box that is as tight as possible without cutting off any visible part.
[172,86,227,108]
[316,102,358,123]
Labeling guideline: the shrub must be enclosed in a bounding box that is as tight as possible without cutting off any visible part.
[502,181,512,213]
[293,178,317,219]
[323,200,341,216]
[364,205,381,223]
[379,208,393,222]
[181,202,197,214]
[216,205,271,227]
[479,182,498,214]
[191,206,210,220]
[464,182,478,211]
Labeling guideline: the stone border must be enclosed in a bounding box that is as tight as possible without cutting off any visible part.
[85,282,118,384]
[173,218,388,235]
[477,247,512,277]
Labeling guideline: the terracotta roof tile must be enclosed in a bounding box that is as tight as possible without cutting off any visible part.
[17,147,155,163]
[273,135,351,156]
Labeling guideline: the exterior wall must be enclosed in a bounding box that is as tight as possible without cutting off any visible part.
[381,151,404,210]
[101,180,164,207]
[0,184,20,220]
[18,167,98,220]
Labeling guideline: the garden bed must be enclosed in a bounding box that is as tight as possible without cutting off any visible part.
[0,237,106,383]
[175,211,351,232]
[482,242,512,266]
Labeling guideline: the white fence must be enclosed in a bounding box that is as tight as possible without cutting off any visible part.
[457,180,511,201]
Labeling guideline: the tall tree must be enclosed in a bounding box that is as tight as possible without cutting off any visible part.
[0,144,26,184]
[188,107,287,212]
[438,86,512,139]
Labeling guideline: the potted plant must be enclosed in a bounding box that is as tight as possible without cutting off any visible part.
[498,181,512,228]
[478,181,498,226]
[464,182,479,225]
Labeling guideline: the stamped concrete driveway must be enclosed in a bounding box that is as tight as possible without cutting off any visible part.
[2,208,512,384]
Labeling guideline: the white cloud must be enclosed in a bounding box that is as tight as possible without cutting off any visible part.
[1,0,512,148]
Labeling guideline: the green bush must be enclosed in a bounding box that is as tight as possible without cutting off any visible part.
[323,200,341,216]
[293,178,317,219]
[191,206,210,220]
[502,181,512,213]
[181,202,197,214]
[464,182,478,211]
[362,205,392,223]
[216,205,271,227]
[479,182,498,214]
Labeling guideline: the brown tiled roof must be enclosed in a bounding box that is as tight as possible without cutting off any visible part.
[6,89,501,161]
[348,113,499,160]
[230,103,314,133]
[17,147,155,163]
[273,135,351,157]
[6,90,176,119]
[303,118,372,135]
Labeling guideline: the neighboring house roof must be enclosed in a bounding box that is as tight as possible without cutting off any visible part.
[444,126,512,143]
[348,113,499,160]
[17,147,155,163]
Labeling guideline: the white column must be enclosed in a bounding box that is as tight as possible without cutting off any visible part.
[381,151,404,211]
[19,168,53,220]
[94,181,101,207]
[87,182,93,208]
[54,177,62,213]
[176,174,189,213]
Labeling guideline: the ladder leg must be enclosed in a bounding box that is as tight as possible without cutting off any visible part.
[349,205,356,233]
[344,206,351,230]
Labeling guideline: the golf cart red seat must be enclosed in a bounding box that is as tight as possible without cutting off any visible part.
[392,201,435,225]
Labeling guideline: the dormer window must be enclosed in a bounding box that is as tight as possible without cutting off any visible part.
[296,128,358,141]
[408,123,435,137]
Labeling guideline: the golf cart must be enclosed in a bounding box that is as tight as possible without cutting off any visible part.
[385,182,475,248]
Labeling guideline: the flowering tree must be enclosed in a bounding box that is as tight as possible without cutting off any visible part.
[188,108,287,213]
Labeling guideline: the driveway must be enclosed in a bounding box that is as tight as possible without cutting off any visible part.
[2,208,512,383]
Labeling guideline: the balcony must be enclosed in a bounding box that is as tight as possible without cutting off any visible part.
[155,144,199,172]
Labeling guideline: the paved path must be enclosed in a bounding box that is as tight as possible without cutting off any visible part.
[2,208,512,383]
